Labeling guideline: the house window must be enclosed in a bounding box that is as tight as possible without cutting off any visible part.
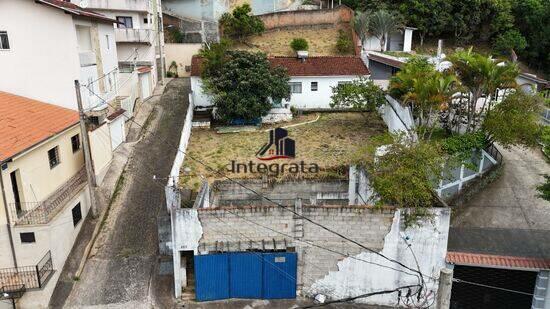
[0,31,10,50]
[72,203,82,226]
[105,34,110,50]
[71,134,81,153]
[48,146,60,169]
[20,232,35,243]
[311,82,318,91]
[289,82,302,94]
[116,16,133,29]
[143,17,148,24]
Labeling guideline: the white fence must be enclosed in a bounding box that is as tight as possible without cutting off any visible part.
[166,94,195,211]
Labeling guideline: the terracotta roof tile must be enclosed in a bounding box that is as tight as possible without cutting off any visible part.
[137,66,152,74]
[35,0,117,23]
[190,55,370,77]
[0,92,79,162]
[447,251,550,270]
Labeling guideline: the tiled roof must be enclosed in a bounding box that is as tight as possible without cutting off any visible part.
[367,53,406,68]
[35,0,117,23]
[447,252,550,270]
[190,55,370,77]
[0,92,79,162]
[137,66,152,74]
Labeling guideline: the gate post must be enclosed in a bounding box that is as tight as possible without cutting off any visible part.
[436,268,453,309]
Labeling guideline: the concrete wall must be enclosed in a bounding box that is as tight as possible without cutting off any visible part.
[172,204,450,306]
[165,43,202,76]
[257,5,353,30]
[89,123,114,185]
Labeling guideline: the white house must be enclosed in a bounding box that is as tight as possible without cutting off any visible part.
[190,55,371,113]
[0,0,128,184]
[361,27,416,53]
[68,0,165,100]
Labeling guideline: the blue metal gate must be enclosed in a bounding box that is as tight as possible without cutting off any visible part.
[194,252,297,301]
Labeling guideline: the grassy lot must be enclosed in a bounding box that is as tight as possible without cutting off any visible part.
[233,27,354,57]
[180,112,387,190]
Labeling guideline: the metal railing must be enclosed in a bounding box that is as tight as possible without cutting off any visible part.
[0,251,53,290]
[484,143,503,164]
[115,28,152,44]
[10,168,87,225]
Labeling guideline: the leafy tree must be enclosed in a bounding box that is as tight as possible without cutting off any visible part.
[397,0,452,46]
[336,29,353,54]
[202,51,290,122]
[290,38,308,51]
[199,39,232,78]
[219,4,265,42]
[537,175,550,201]
[369,10,402,51]
[352,11,371,51]
[330,78,386,115]
[482,91,542,148]
[493,30,527,55]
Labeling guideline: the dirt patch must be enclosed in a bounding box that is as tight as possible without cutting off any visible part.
[180,112,387,190]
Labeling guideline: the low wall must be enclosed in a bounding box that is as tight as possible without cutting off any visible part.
[165,44,202,77]
[257,6,353,30]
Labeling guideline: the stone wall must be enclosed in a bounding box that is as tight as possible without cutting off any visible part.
[257,5,353,31]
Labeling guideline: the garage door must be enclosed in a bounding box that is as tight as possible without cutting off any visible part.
[139,72,151,99]
[109,116,125,150]
[194,252,297,301]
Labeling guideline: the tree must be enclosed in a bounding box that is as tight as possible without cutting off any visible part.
[536,175,550,201]
[482,91,542,148]
[199,39,232,79]
[448,49,519,132]
[352,11,371,51]
[290,38,308,51]
[330,78,386,115]
[219,4,265,43]
[202,51,290,122]
[336,30,353,54]
[368,10,402,52]
[493,30,527,55]
[398,0,451,46]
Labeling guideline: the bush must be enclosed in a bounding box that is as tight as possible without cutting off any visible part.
[219,4,265,42]
[493,30,527,55]
[290,38,309,51]
[336,30,353,54]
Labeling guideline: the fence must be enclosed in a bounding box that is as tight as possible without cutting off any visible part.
[436,144,502,199]
[166,94,195,211]
[542,108,550,124]
[0,251,53,290]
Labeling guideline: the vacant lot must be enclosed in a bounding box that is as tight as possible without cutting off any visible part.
[180,112,386,190]
[234,27,354,57]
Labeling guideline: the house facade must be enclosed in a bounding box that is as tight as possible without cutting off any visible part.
[190,55,371,112]
[0,92,91,308]
[0,0,128,184]
[69,0,165,99]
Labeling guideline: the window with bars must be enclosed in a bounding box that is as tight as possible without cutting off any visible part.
[116,16,133,29]
[289,82,302,93]
[71,134,81,153]
[0,31,10,50]
[48,146,60,169]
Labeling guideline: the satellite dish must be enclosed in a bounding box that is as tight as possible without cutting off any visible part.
[80,0,89,8]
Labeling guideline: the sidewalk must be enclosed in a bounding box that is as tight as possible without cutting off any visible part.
[48,82,168,308]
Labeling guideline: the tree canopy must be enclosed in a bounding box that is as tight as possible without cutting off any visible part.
[219,4,265,42]
[330,78,386,113]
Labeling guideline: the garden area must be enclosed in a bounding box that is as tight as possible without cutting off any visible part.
[179,112,387,190]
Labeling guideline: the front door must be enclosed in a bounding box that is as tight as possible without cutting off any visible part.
[10,170,22,215]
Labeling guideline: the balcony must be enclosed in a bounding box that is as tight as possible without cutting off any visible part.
[79,51,97,67]
[80,0,150,12]
[10,168,87,225]
[0,251,54,291]
[115,28,152,44]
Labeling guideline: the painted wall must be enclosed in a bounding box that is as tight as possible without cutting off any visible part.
[0,0,81,110]
[165,43,202,77]
[190,75,364,110]
[89,123,114,185]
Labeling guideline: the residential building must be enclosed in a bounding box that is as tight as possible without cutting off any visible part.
[361,27,416,53]
[0,92,91,308]
[190,55,371,111]
[69,0,165,97]
[0,0,128,184]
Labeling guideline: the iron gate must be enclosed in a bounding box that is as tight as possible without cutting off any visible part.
[194,252,297,301]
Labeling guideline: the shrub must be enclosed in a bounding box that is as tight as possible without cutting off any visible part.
[219,4,265,42]
[493,30,527,55]
[290,38,309,51]
[336,29,353,54]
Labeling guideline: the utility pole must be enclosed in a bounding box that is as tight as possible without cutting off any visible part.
[436,268,453,309]
[74,80,98,218]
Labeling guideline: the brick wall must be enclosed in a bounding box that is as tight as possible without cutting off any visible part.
[257,6,353,31]
[195,204,396,290]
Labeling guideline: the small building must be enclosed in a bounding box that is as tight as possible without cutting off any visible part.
[361,27,416,53]
[516,72,549,94]
[189,55,371,112]
[0,92,92,308]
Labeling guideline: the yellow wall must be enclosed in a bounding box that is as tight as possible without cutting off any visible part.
[89,122,114,184]
[165,43,202,77]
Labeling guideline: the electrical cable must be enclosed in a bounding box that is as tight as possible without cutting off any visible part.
[452,278,534,296]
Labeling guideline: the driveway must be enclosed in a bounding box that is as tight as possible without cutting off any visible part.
[60,78,190,308]
[449,145,550,258]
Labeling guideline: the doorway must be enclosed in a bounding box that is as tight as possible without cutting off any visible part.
[9,170,23,216]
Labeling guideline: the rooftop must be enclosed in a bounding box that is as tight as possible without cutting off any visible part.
[447,252,550,270]
[0,92,79,162]
[35,0,117,23]
[191,55,370,77]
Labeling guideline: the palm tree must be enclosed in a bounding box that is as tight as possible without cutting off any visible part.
[369,10,402,52]
[352,11,371,52]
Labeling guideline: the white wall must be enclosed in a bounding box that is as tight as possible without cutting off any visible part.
[0,0,81,110]
[190,75,364,110]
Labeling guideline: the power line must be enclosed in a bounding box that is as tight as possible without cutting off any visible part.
[452,278,534,296]
[82,84,429,280]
